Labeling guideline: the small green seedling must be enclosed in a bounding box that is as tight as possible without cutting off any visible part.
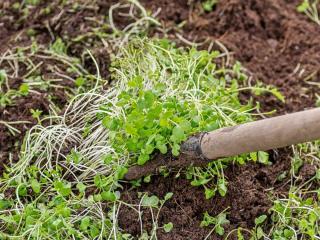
[30,109,43,123]
[202,0,218,12]
[297,0,320,25]
[201,210,230,236]
[163,222,173,233]
[254,215,268,239]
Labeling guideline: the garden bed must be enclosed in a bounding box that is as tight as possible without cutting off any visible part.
[0,0,319,239]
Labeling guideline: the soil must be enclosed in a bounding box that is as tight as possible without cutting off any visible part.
[0,0,319,239]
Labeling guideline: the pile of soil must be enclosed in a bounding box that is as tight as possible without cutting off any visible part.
[0,0,319,239]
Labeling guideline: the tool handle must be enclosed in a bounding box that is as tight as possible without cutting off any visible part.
[125,108,320,180]
[201,108,320,159]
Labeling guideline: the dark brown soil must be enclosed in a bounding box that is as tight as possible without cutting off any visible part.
[0,0,319,239]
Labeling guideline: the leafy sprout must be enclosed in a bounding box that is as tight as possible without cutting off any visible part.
[201,209,230,238]
[297,0,320,25]
[202,0,218,12]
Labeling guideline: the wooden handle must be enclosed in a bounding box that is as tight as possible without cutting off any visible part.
[125,108,320,180]
[201,108,320,159]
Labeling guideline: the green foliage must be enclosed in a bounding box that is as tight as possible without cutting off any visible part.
[269,193,320,239]
[201,211,230,236]
[101,39,261,170]
[163,222,173,233]
[247,141,320,240]
[141,194,160,207]
[297,0,320,25]
[30,109,43,123]
[202,0,218,12]
[50,38,67,55]
[0,70,31,108]
[0,36,284,239]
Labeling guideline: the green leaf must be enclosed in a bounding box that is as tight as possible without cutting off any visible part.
[54,181,72,197]
[138,154,150,165]
[297,0,309,12]
[103,154,114,165]
[237,228,245,240]
[293,157,304,174]
[144,90,156,108]
[18,184,28,196]
[30,179,41,194]
[191,178,211,186]
[80,216,91,231]
[75,77,86,87]
[156,142,168,154]
[0,70,7,83]
[128,75,143,88]
[216,225,225,236]
[94,175,109,189]
[316,96,320,107]
[172,144,180,156]
[90,224,100,238]
[258,151,269,164]
[255,215,267,225]
[218,179,227,197]
[256,226,265,239]
[101,191,117,202]
[202,0,218,12]
[30,109,42,120]
[76,182,86,193]
[102,116,119,130]
[115,166,128,180]
[19,83,29,96]
[25,216,36,226]
[250,152,258,162]
[164,192,173,201]
[270,88,285,103]
[141,195,159,207]
[50,38,67,55]
[93,194,102,202]
[163,222,173,233]
[66,149,82,164]
[180,120,192,132]
[204,121,219,131]
[143,175,151,183]
[0,200,12,210]
[205,187,216,199]
[170,126,186,143]
[56,204,71,218]
[284,228,294,238]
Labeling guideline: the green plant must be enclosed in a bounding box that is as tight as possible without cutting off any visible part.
[0,2,169,239]
[202,0,218,12]
[1,34,279,235]
[297,0,320,25]
[201,209,230,238]
[0,78,30,108]
[0,1,285,237]
[30,109,43,123]
[270,192,320,239]
[258,141,320,239]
